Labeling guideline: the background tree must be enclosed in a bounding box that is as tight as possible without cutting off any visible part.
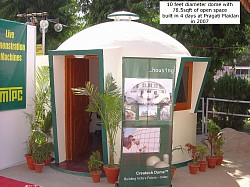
[79,0,249,74]
[0,0,83,52]
[213,74,250,130]
[79,0,159,28]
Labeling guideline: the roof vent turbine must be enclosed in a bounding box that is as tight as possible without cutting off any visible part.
[107,11,139,21]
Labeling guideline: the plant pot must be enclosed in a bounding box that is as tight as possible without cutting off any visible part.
[45,156,52,166]
[103,165,120,184]
[34,163,45,173]
[171,167,176,178]
[90,171,102,183]
[188,163,200,174]
[25,154,35,170]
[216,156,223,165]
[206,156,217,168]
[198,161,208,172]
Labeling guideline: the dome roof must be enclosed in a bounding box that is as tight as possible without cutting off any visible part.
[57,20,190,57]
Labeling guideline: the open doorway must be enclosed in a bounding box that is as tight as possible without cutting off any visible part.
[62,55,102,172]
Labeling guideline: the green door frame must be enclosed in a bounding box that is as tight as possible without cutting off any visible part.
[173,57,211,113]
[48,49,108,168]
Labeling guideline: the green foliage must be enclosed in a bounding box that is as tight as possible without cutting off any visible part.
[88,151,103,173]
[25,67,54,156]
[32,142,49,164]
[202,120,221,157]
[202,72,215,99]
[33,130,47,145]
[0,0,83,52]
[41,110,53,138]
[31,130,54,163]
[79,0,249,74]
[162,20,249,74]
[197,144,209,161]
[72,73,122,167]
[34,67,51,130]
[213,73,250,130]
[236,24,250,63]
[214,132,226,157]
[43,142,54,158]
[25,135,35,156]
[79,0,159,28]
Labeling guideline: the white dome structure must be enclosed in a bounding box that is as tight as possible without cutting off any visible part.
[49,12,211,174]
[57,20,191,57]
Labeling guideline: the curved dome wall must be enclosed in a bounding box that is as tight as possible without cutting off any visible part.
[52,19,206,167]
[57,21,190,57]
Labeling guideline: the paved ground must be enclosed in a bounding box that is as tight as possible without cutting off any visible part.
[0,128,249,187]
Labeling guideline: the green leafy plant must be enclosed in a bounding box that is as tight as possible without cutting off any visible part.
[25,67,53,152]
[32,130,47,164]
[214,132,226,157]
[32,144,47,164]
[72,73,122,168]
[202,120,221,157]
[43,142,54,159]
[88,151,103,173]
[197,144,209,161]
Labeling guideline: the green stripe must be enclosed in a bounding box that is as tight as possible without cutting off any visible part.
[50,164,106,177]
[48,54,59,163]
[172,159,191,168]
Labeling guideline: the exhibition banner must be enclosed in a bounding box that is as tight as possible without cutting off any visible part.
[0,19,27,111]
[119,57,176,187]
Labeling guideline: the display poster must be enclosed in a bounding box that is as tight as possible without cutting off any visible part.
[119,57,176,187]
[0,19,27,111]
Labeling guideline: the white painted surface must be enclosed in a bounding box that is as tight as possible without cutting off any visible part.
[172,111,197,164]
[57,21,191,57]
[53,20,208,165]
[36,55,49,67]
[89,58,101,133]
[53,55,66,163]
[191,62,208,112]
[0,25,36,170]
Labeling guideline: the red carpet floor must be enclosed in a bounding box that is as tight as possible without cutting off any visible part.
[0,176,40,187]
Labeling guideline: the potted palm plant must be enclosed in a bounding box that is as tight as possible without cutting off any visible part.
[88,151,103,183]
[24,135,35,170]
[44,142,54,166]
[25,66,53,170]
[32,130,48,173]
[185,143,200,174]
[197,144,209,172]
[25,67,54,169]
[72,73,122,184]
[214,131,226,165]
[202,120,221,168]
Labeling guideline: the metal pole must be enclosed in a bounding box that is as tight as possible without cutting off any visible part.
[42,27,45,55]
[205,98,209,134]
[201,97,204,134]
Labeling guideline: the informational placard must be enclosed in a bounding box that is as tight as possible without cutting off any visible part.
[119,58,176,187]
[160,1,240,24]
[0,19,27,111]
